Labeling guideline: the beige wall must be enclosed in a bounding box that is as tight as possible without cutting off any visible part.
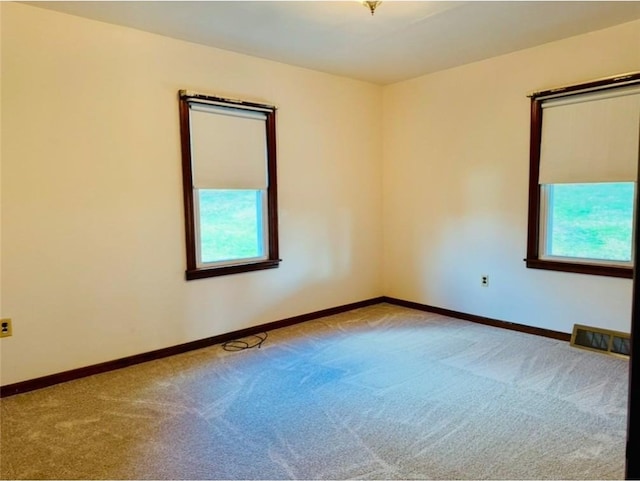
[0,3,383,385]
[2,3,639,386]
[383,19,640,334]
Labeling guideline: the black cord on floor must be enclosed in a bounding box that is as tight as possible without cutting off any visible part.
[222,332,268,352]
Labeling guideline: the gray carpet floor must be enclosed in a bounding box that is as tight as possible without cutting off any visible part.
[0,303,629,479]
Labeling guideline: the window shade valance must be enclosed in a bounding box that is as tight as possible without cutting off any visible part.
[188,102,268,190]
[538,85,640,184]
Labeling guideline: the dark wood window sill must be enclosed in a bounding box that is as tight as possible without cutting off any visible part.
[525,258,632,279]
[186,259,281,280]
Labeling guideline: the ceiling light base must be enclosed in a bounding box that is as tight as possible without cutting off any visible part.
[362,1,381,16]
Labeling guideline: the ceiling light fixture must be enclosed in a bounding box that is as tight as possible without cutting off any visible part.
[362,1,381,16]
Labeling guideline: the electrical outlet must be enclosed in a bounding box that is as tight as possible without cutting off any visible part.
[481,275,489,287]
[1,319,12,338]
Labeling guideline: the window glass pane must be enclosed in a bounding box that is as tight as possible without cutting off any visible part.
[198,189,265,264]
[545,182,634,262]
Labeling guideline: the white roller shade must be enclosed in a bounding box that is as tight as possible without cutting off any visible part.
[539,86,640,184]
[189,102,268,189]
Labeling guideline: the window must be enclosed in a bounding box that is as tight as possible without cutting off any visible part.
[179,91,280,280]
[526,73,640,278]
[540,182,634,265]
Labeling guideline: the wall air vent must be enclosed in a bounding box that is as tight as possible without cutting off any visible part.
[570,324,630,358]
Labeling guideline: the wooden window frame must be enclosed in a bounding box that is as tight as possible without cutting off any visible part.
[525,72,640,279]
[178,91,280,280]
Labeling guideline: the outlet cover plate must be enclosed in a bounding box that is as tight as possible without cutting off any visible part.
[1,319,12,338]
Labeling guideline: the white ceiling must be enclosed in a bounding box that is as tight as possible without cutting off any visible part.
[25,1,640,85]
